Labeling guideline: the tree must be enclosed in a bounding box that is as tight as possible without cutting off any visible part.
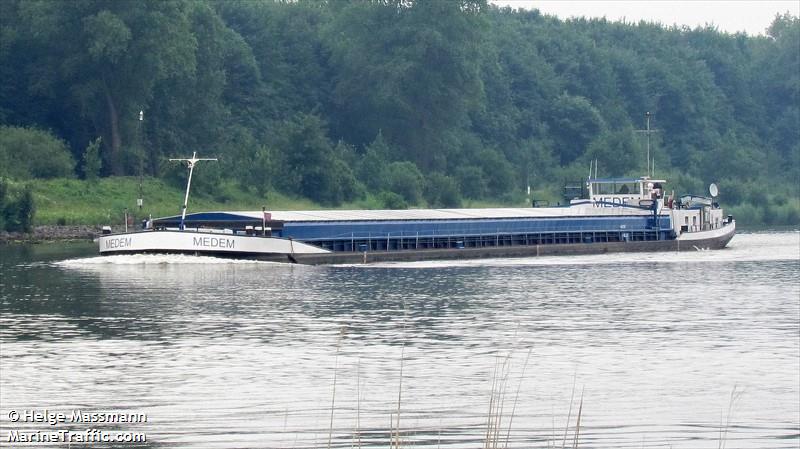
[2,182,35,232]
[325,0,488,170]
[16,0,198,175]
[146,2,259,175]
[546,94,605,165]
[585,129,641,176]
[0,1,797,225]
[455,165,488,199]
[757,13,800,184]
[0,126,75,179]
[377,191,408,210]
[16,184,35,232]
[272,113,361,205]
[478,149,516,197]
[384,161,425,205]
[82,137,102,181]
[0,178,6,230]
[425,173,462,208]
[358,131,393,190]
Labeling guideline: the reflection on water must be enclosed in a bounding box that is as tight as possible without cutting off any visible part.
[1,232,798,448]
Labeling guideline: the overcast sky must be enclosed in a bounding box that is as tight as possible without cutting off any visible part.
[490,1,799,36]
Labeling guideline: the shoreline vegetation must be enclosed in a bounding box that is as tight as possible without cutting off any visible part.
[1,175,798,244]
[1,2,798,237]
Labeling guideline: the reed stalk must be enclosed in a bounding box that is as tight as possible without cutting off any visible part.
[504,347,532,449]
[571,388,584,449]
[494,356,511,448]
[355,358,362,449]
[327,326,346,449]
[718,385,743,449]
[283,407,288,448]
[485,346,529,449]
[561,374,577,449]
[484,357,501,447]
[393,316,407,449]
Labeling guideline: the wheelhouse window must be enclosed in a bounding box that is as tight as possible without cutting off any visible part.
[594,183,615,195]
[616,183,638,195]
[593,182,638,195]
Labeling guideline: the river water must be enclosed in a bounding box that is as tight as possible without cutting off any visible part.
[1,232,798,448]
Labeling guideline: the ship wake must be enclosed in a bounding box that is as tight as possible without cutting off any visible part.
[55,253,278,267]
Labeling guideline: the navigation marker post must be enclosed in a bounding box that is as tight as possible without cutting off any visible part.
[137,110,144,212]
[169,152,217,230]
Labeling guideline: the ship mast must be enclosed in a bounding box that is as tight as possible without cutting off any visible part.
[635,112,659,177]
[169,152,217,230]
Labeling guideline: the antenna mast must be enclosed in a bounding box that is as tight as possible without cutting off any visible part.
[169,152,217,230]
[646,112,651,177]
[635,112,659,177]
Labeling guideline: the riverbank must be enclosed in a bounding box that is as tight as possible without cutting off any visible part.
[0,225,112,243]
[4,177,797,234]
[18,177,398,225]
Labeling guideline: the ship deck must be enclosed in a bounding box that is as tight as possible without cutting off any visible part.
[152,208,674,253]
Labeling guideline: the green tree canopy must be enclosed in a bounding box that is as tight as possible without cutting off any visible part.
[0,1,797,225]
[0,126,75,179]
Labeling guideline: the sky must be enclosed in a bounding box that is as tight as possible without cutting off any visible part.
[490,1,800,36]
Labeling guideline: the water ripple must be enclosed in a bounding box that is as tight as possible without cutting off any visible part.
[0,232,797,448]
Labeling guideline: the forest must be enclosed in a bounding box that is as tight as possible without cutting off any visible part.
[1,0,798,231]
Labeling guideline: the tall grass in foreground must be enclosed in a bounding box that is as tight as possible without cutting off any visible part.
[320,338,741,449]
[391,321,406,449]
[718,385,743,449]
[328,326,347,449]
[484,348,535,449]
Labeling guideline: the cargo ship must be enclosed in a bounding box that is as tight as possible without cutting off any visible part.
[97,153,735,264]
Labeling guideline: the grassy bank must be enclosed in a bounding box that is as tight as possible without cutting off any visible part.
[28,177,321,225]
[13,177,800,227]
[27,177,513,226]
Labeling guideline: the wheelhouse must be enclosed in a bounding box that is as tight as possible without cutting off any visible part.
[585,177,667,206]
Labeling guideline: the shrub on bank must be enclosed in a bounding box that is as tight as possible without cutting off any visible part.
[0,178,36,232]
[0,126,75,180]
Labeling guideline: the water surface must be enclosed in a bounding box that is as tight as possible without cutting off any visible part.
[1,232,798,448]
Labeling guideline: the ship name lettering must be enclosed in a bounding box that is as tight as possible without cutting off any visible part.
[193,236,235,249]
[594,197,633,208]
[105,237,132,249]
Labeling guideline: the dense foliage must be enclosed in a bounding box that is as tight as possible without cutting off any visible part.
[1,0,798,229]
[0,126,75,179]
[0,178,35,232]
